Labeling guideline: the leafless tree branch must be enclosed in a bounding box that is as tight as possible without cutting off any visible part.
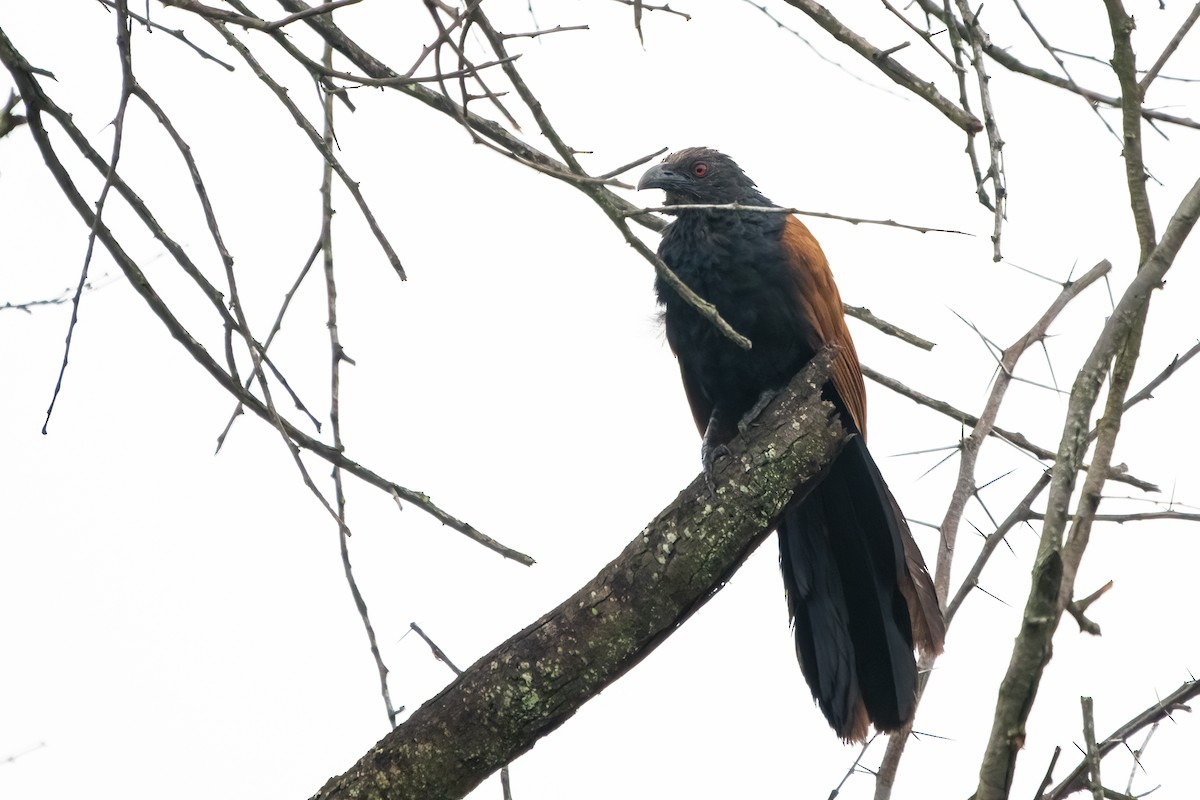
[310,354,848,800]
[780,0,983,133]
[1045,680,1200,800]
[0,30,532,564]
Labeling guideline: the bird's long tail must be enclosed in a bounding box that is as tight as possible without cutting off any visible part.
[778,435,944,741]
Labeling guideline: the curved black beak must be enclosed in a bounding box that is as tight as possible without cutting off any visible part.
[637,162,683,192]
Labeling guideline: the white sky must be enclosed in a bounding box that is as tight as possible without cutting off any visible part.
[2,2,1199,799]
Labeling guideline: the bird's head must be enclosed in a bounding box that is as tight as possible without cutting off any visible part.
[637,147,764,206]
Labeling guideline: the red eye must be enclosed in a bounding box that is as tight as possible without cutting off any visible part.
[692,162,708,177]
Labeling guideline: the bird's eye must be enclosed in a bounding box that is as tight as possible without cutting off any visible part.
[692,162,709,177]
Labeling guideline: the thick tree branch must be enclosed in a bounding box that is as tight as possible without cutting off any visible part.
[310,353,848,800]
[1055,0,1159,616]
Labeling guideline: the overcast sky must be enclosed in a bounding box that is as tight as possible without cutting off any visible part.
[2,2,1199,799]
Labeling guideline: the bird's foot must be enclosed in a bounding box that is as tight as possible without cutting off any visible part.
[738,389,780,434]
[701,441,731,496]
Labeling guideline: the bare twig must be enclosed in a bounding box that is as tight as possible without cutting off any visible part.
[41,1,135,435]
[215,239,324,453]
[272,0,665,238]
[266,0,362,30]
[935,260,1109,602]
[1025,510,1200,525]
[1139,2,1200,95]
[501,23,589,41]
[159,0,272,29]
[845,306,935,351]
[913,0,1200,130]
[827,735,876,798]
[741,0,899,93]
[932,1,991,218]
[0,36,530,563]
[0,741,46,765]
[630,202,970,235]
[208,19,407,279]
[1034,746,1062,800]
[163,25,368,628]
[1121,341,1200,410]
[593,146,668,180]
[1045,680,1200,800]
[862,365,1157,492]
[1,280,112,313]
[98,0,235,69]
[409,621,464,675]
[132,83,322,430]
[1081,697,1105,800]
[954,0,1006,260]
[465,5,751,349]
[1125,725,1157,797]
[607,0,691,22]
[1065,580,1112,635]
[945,471,1050,624]
[159,0,363,32]
[316,41,398,727]
[1010,0,1120,143]
[881,0,963,73]
[781,0,984,133]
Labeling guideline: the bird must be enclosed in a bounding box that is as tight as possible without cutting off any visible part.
[638,147,945,741]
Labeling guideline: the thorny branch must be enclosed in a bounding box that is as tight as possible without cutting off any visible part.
[860,366,1157,493]
[1044,680,1200,800]
[877,259,1111,795]
[973,169,1200,800]
[935,260,1110,605]
[1081,697,1104,800]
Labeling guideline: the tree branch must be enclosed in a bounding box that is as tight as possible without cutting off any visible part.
[780,0,983,133]
[0,32,530,564]
[973,172,1200,800]
[912,0,1200,130]
[1045,679,1200,800]
[310,353,847,800]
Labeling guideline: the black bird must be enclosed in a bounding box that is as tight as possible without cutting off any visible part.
[639,147,945,741]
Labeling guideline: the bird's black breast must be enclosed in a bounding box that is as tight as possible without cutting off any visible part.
[655,209,822,426]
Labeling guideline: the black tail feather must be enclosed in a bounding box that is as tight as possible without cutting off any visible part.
[779,435,921,740]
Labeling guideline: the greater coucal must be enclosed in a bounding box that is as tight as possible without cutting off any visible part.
[639,147,945,741]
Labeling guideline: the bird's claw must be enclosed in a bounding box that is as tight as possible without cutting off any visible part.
[701,442,732,496]
[738,389,780,434]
